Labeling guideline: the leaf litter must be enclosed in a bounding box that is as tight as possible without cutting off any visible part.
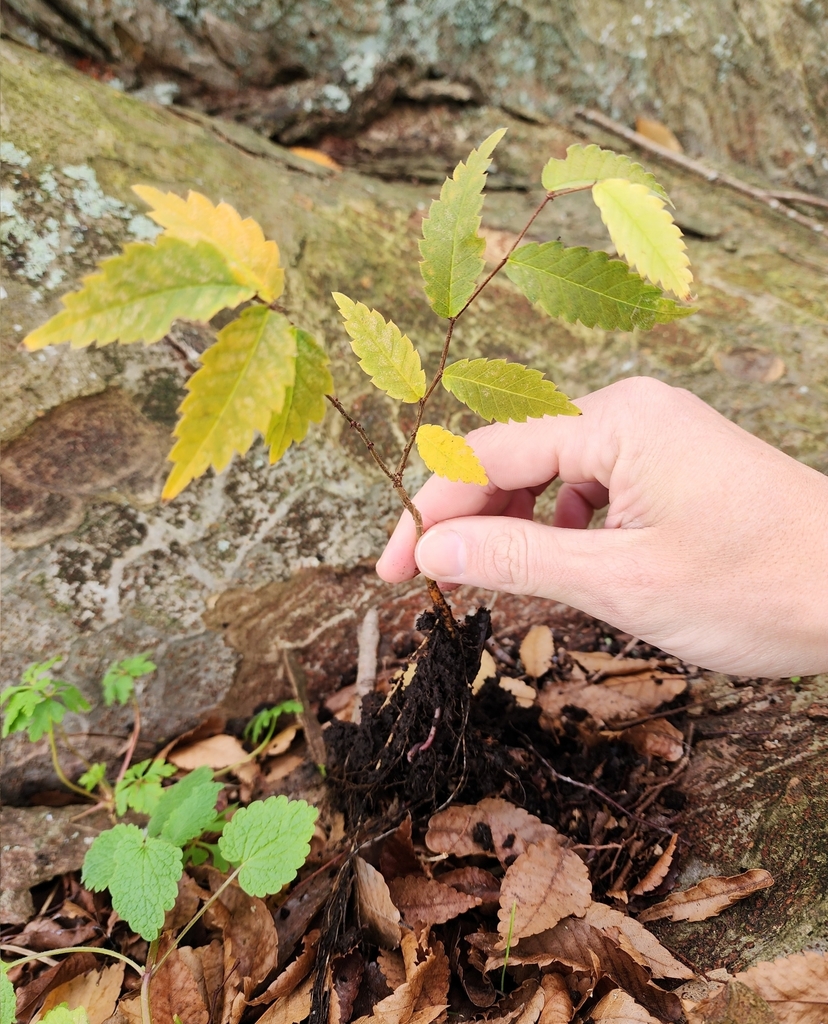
[8,612,822,1024]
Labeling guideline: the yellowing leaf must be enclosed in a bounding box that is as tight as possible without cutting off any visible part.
[266,328,333,463]
[592,178,693,299]
[24,237,255,351]
[416,424,488,484]
[333,292,426,402]
[133,186,284,303]
[542,143,671,204]
[163,305,296,500]
[419,128,507,318]
[442,358,580,423]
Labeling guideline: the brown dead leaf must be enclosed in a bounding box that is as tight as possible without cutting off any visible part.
[168,733,247,769]
[35,963,124,1023]
[590,988,661,1022]
[472,649,498,693]
[630,835,679,897]
[569,652,658,678]
[331,950,365,1024]
[249,929,320,1007]
[714,347,786,384]
[18,916,99,952]
[289,146,343,171]
[735,950,828,1023]
[637,869,773,923]
[378,948,407,991]
[164,872,208,931]
[584,902,693,979]
[635,116,683,152]
[390,875,481,930]
[257,973,314,1024]
[620,721,684,762]
[520,625,554,678]
[498,837,591,943]
[116,997,143,1024]
[687,979,777,1024]
[265,751,305,784]
[426,797,564,865]
[380,815,422,880]
[439,866,501,906]
[499,677,537,708]
[15,951,98,1023]
[265,723,299,756]
[148,947,209,1024]
[538,680,644,725]
[603,673,687,709]
[354,934,450,1024]
[355,856,403,948]
[538,973,574,1024]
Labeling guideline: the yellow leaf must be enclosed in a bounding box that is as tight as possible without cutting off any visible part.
[288,147,343,171]
[163,305,296,500]
[592,178,693,299]
[133,186,284,303]
[416,424,488,484]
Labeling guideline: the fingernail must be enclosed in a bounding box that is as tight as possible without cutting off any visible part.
[416,529,466,579]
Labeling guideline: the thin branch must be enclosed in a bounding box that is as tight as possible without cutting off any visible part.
[325,394,396,481]
[7,945,143,975]
[115,697,143,785]
[575,107,827,236]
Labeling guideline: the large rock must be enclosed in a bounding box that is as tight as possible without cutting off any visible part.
[3,0,827,193]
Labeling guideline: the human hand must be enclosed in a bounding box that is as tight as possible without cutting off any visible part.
[377,377,828,677]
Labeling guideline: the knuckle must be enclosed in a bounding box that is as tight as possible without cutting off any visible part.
[484,526,531,590]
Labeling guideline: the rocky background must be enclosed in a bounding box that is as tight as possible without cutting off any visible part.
[1,3,827,964]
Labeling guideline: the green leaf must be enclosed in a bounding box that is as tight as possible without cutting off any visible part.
[266,329,333,463]
[163,305,297,500]
[40,1005,90,1024]
[244,700,304,746]
[147,765,223,847]
[0,966,14,1024]
[541,143,671,203]
[416,424,488,484]
[442,358,580,423]
[84,823,182,940]
[1,662,90,742]
[101,653,156,707]
[114,758,176,817]
[419,128,507,318]
[24,236,256,351]
[218,794,317,897]
[505,241,695,331]
[78,762,107,792]
[592,179,693,299]
[332,293,425,402]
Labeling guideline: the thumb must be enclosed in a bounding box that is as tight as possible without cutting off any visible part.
[414,516,643,615]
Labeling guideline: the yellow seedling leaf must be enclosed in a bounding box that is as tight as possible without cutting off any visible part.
[24,236,255,350]
[592,178,693,299]
[333,292,426,402]
[133,186,284,303]
[163,305,296,500]
[266,328,333,464]
[416,424,488,484]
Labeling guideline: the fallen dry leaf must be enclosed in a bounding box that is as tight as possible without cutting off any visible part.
[353,934,450,1024]
[637,869,774,923]
[289,146,343,171]
[265,751,306,784]
[484,980,544,1024]
[331,950,365,1024]
[603,672,687,709]
[635,116,683,152]
[472,649,499,693]
[265,723,299,756]
[438,866,501,906]
[584,901,693,979]
[621,721,684,762]
[426,797,564,865]
[257,973,314,1024]
[168,733,247,769]
[520,625,554,678]
[147,946,209,1024]
[538,680,645,725]
[569,652,658,678]
[686,979,777,1024]
[15,951,98,1022]
[499,677,537,708]
[538,973,574,1024]
[35,962,124,1023]
[590,988,662,1022]
[116,996,142,1024]
[379,815,422,880]
[390,875,481,930]
[164,872,208,931]
[735,950,828,1024]
[249,929,320,1007]
[378,948,407,991]
[498,837,592,943]
[18,915,99,952]
[631,834,679,897]
[355,856,403,948]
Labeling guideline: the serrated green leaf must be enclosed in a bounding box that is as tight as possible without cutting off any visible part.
[84,823,182,939]
[442,358,580,423]
[24,236,255,351]
[78,762,107,792]
[1,670,90,743]
[114,758,176,817]
[218,794,317,897]
[266,329,333,463]
[40,1005,90,1024]
[419,128,507,318]
[0,966,15,1024]
[147,765,223,847]
[416,424,488,484]
[101,653,156,707]
[332,293,425,402]
[505,241,695,331]
[592,179,693,299]
[541,143,671,204]
[133,186,284,303]
[163,305,297,500]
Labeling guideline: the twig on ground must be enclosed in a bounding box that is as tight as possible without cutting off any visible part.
[284,650,328,768]
[353,608,381,724]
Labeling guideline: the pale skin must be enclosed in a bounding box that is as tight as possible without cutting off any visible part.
[377,377,828,678]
